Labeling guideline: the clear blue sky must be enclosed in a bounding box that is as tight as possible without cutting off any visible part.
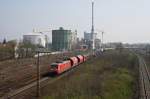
[0,0,150,43]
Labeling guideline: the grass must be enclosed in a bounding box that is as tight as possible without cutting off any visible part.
[39,50,138,99]
[101,68,134,99]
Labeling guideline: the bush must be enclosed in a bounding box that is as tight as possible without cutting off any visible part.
[0,42,16,61]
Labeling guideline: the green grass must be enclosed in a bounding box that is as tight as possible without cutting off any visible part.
[40,50,138,99]
[101,68,134,99]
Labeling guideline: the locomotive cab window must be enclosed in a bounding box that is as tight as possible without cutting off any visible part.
[51,64,58,68]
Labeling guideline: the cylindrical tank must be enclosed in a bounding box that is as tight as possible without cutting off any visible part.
[52,27,72,51]
[23,32,46,47]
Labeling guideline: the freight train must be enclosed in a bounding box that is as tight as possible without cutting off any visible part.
[50,54,89,74]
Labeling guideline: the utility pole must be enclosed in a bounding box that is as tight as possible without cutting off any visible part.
[37,51,40,97]
[101,31,104,51]
[36,51,51,97]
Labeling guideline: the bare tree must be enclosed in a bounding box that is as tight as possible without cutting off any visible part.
[116,43,124,53]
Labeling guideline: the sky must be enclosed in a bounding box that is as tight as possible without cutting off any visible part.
[0,0,150,43]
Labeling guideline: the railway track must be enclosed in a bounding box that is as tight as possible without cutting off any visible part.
[138,55,150,99]
[0,62,85,99]
[0,54,69,97]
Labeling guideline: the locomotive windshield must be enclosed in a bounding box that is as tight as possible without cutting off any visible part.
[51,63,58,68]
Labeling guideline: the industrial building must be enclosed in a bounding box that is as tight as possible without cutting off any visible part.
[71,30,77,50]
[84,31,100,49]
[52,27,77,51]
[84,32,97,41]
[95,39,101,49]
[23,32,46,47]
[84,32,91,41]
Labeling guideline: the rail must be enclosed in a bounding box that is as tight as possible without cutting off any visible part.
[0,62,85,99]
[137,55,150,99]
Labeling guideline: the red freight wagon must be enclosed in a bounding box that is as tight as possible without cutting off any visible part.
[68,57,78,67]
[50,60,71,74]
[76,55,84,64]
[83,54,89,61]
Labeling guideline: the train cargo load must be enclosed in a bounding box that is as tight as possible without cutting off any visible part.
[76,55,84,63]
[67,57,78,67]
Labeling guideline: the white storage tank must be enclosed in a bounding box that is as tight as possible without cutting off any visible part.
[23,32,46,47]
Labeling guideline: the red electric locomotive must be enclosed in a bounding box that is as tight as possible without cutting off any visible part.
[50,60,71,74]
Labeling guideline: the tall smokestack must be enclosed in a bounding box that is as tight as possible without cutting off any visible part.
[91,0,95,50]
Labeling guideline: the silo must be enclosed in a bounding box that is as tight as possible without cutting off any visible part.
[23,32,46,47]
[52,27,72,51]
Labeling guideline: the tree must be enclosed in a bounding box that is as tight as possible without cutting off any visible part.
[2,38,6,45]
[7,40,17,47]
[0,40,17,60]
[116,43,124,53]
[17,42,37,58]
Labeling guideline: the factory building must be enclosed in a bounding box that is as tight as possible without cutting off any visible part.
[23,32,46,47]
[95,39,101,49]
[52,27,77,51]
[84,31,99,49]
[84,32,91,41]
[84,32,97,41]
[71,30,77,50]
